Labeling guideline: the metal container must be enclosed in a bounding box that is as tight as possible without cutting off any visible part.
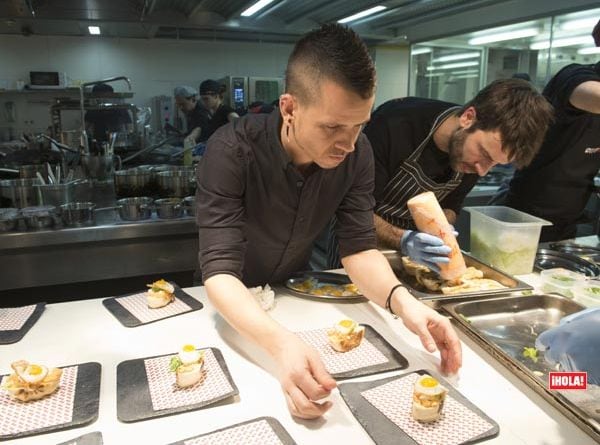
[0,178,41,208]
[21,205,58,230]
[18,164,48,180]
[0,208,19,232]
[157,170,196,198]
[60,202,96,227]
[155,198,183,219]
[183,196,195,217]
[114,168,155,198]
[442,294,599,443]
[81,154,120,180]
[35,182,75,207]
[117,197,153,221]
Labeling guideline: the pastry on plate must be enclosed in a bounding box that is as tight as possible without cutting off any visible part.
[327,319,365,352]
[170,344,205,388]
[1,360,62,402]
[146,279,175,308]
[412,374,448,422]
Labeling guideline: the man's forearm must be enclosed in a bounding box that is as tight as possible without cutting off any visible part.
[374,214,406,249]
[204,274,289,356]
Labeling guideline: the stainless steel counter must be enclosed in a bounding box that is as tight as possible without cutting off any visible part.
[0,216,198,291]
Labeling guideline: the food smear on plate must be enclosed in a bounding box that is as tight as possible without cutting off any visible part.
[327,319,365,352]
[1,360,63,401]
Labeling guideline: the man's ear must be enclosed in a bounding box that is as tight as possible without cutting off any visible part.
[459,106,477,129]
[279,93,295,120]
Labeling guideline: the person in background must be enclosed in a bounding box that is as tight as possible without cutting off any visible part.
[198,79,239,141]
[493,20,600,241]
[196,23,461,420]
[84,83,132,142]
[173,85,209,145]
[326,79,553,270]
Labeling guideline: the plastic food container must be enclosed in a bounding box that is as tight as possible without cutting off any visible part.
[465,206,551,275]
[572,279,600,307]
[540,268,586,298]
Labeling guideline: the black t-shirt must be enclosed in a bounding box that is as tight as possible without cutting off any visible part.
[187,102,210,141]
[506,62,600,240]
[84,108,131,142]
[364,97,479,216]
[202,103,235,142]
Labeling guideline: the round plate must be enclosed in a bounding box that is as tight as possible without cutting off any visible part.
[535,248,600,277]
[285,271,365,301]
[549,243,600,264]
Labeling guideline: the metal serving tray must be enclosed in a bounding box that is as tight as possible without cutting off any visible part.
[443,294,600,443]
[535,248,600,277]
[549,242,600,265]
[382,250,532,306]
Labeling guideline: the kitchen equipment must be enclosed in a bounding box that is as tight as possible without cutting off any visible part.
[59,202,97,227]
[535,248,600,277]
[154,198,183,219]
[285,271,365,301]
[157,170,195,197]
[549,243,600,264]
[383,250,532,307]
[572,279,600,307]
[116,197,153,221]
[81,154,121,180]
[539,267,586,297]
[0,178,41,208]
[0,208,19,232]
[21,205,58,229]
[35,182,74,207]
[114,168,155,198]
[465,206,552,275]
[18,164,48,180]
[183,196,195,216]
[442,294,599,444]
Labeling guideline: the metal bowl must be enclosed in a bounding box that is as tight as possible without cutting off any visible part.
[157,170,196,198]
[21,205,57,230]
[183,196,195,217]
[0,208,19,232]
[117,197,153,221]
[155,198,183,219]
[60,202,97,227]
[114,168,155,198]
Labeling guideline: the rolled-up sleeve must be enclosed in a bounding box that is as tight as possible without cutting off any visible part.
[196,128,247,282]
[335,136,377,259]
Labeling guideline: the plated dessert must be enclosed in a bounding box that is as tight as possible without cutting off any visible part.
[169,344,205,388]
[146,279,175,308]
[1,360,62,402]
[411,374,448,422]
[327,319,365,352]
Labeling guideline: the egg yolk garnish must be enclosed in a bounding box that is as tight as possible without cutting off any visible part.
[339,319,355,329]
[420,376,439,387]
[182,344,195,352]
[28,365,43,375]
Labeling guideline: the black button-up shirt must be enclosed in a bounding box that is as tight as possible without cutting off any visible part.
[196,110,377,286]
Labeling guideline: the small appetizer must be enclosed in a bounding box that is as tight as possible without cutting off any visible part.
[412,374,448,422]
[170,344,205,388]
[327,319,365,352]
[146,279,175,308]
[1,360,62,402]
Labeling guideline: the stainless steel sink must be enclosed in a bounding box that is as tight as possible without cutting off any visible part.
[443,294,600,443]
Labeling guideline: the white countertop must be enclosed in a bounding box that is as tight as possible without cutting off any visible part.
[2,278,596,445]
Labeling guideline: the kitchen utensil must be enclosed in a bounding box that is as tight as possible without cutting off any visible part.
[35,182,74,207]
[21,205,58,229]
[59,202,97,227]
[0,178,41,208]
[154,198,183,219]
[549,243,600,264]
[0,207,19,232]
[183,195,195,216]
[157,170,196,197]
[114,168,155,198]
[116,197,153,221]
[535,248,600,277]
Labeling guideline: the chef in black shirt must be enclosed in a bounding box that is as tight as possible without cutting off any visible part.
[173,85,209,143]
[84,83,132,142]
[197,23,462,420]
[198,79,239,141]
[498,60,600,241]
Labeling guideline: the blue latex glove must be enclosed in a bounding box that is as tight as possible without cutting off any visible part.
[535,308,600,385]
[400,230,452,274]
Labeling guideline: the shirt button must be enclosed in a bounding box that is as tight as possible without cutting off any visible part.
[296,180,304,188]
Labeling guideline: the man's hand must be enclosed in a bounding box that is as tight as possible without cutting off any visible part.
[393,291,462,374]
[272,332,337,419]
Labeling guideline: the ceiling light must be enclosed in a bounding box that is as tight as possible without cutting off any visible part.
[561,17,599,31]
[454,73,479,79]
[432,52,480,63]
[578,46,600,55]
[450,69,480,75]
[424,73,445,78]
[338,6,387,24]
[241,0,277,17]
[426,61,479,71]
[530,35,593,50]
[411,47,432,56]
[88,26,101,35]
[468,28,539,45]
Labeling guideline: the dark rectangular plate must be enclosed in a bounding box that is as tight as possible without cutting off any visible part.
[56,431,103,445]
[0,303,45,344]
[339,369,499,445]
[116,347,238,423]
[0,362,101,442]
[167,417,297,445]
[102,283,203,327]
[285,271,366,301]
